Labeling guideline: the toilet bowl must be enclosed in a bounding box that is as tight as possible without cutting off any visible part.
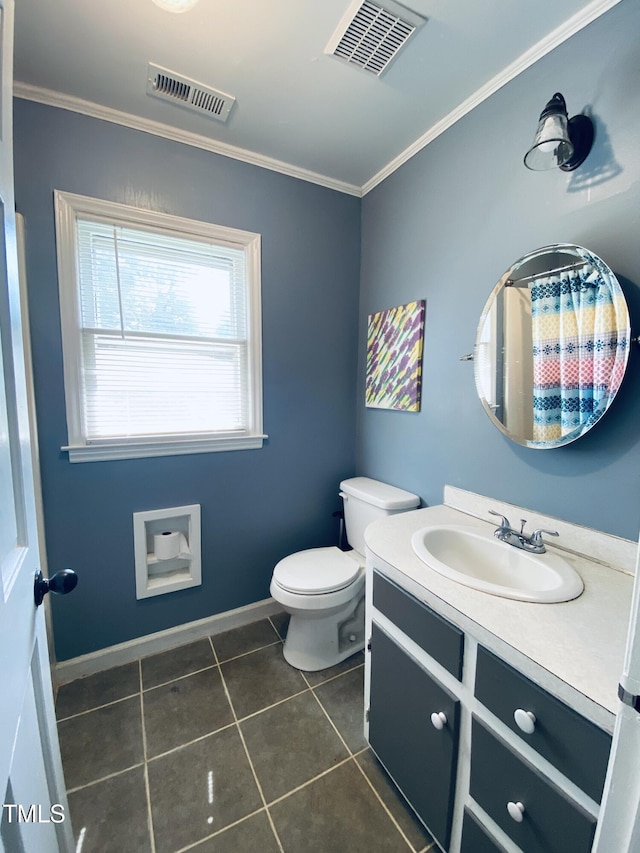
[270,546,366,671]
[270,477,420,672]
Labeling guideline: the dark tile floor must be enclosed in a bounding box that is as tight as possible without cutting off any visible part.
[56,615,436,853]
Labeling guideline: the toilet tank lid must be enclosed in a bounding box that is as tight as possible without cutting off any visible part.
[339,477,420,510]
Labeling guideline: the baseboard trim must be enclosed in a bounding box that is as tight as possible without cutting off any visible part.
[54,597,281,686]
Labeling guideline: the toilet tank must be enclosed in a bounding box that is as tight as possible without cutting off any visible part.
[339,477,420,555]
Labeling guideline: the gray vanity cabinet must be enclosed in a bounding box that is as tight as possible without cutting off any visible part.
[368,623,461,850]
[366,565,612,853]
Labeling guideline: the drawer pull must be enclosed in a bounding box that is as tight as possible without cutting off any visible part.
[430,711,448,730]
[507,801,525,823]
[514,708,536,734]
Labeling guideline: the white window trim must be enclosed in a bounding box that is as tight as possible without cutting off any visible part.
[54,190,266,462]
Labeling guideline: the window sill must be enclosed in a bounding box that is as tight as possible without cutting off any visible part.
[62,434,267,463]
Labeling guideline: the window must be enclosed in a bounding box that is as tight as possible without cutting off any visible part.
[54,191,264,462]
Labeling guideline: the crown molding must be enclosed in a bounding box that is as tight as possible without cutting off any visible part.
[14,0,621,200]
[361,0,623,195]
[13,81,362,198]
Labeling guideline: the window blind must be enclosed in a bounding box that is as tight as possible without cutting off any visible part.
[75,218,250,441]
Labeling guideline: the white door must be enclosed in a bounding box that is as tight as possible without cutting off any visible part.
[593,540,640,851]
[0,1,74,850]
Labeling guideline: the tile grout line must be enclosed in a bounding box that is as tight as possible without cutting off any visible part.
[58,633,282,721]
[305,676,354,758]
[56,691,141,722]
[139,658,157,853]
[65,763,146,795]
[264,754,355,808]
[208,636,285,853]
[146,719,238,763]
[172,806,268,853]
[58,640,307,723]
[351,754,418,852]
[141,661,219,693]
[216,637,282,666]
[267,614,287,642]
[231,686,309,724]
[305,669,419,852]
[304,661,366,757]
[57,655,364,725]
[304,659,365,689]
[145,683,312,766]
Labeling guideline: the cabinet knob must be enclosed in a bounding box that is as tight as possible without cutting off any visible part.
[507,801,525,823]
[514,709,536,734]
[430,711,447,730]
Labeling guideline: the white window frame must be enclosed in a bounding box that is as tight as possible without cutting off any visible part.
[54,190,265,462]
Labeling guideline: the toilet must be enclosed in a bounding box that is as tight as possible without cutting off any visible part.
[270,477,419,671]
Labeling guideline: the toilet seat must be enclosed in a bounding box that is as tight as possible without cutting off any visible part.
[273,547,363,595]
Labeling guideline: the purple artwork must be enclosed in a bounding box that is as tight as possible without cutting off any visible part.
[365,300,425,411]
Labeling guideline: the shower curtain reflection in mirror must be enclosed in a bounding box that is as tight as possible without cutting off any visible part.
[530,261,628,444]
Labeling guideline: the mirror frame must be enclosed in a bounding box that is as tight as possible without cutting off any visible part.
[474,243,631,449]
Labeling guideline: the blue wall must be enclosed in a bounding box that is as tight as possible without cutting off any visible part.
[358,0,640,541]
[14,102,361,660]
[15,0,640,661]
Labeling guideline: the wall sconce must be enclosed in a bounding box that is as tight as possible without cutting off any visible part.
[151,0,199,12]
[524,93,594,172]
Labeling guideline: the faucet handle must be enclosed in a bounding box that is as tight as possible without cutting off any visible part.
[488,509,511,529]
[530,528,559,546]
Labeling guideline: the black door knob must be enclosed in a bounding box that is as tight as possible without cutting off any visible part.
[34,569,78,607]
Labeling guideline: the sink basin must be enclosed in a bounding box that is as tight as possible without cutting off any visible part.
[411,524,584,603]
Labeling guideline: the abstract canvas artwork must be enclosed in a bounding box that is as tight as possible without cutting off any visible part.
[366,300,425,411]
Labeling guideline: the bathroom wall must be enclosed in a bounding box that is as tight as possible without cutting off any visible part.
[14,101,361,660]
[14,0,640,663]
[357,0,640,541]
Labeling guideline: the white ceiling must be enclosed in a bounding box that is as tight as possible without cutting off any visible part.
[13,0,620,195]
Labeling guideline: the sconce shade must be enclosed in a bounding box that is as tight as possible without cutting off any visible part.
[151,0,199,12]
[524,93,594,172]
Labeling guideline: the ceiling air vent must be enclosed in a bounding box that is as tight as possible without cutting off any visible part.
[325,0,426,76]
[146,63,235,123]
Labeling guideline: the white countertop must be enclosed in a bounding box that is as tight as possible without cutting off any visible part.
[365,503,634,729]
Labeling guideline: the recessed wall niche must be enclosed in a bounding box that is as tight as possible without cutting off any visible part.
[133,504,201,599]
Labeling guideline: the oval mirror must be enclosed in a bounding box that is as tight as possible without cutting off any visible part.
[474,244,631,448]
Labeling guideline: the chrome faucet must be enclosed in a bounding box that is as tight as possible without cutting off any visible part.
[488,510,559,554]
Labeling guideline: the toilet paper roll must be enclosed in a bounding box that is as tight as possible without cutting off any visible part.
[154,530,181,560]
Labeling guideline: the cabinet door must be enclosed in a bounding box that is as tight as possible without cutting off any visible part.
[368,623,460,850]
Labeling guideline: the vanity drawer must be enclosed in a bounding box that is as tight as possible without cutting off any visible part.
[470,719,597,853]
[460,809,508,853]
[372,571,464,679]
[475,645,611,802]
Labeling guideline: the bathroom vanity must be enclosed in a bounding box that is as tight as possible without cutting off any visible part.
[363,488,634,853]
